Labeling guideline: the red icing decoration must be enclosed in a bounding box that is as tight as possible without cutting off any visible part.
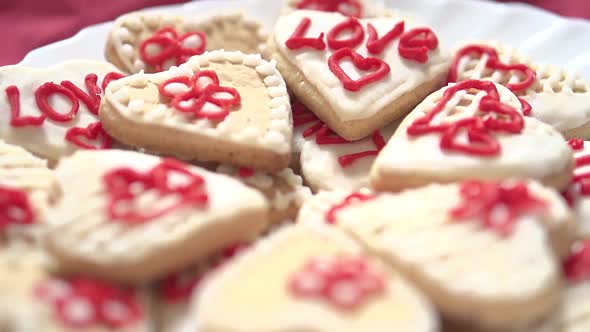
[286,17,326,51]
[569,138,584,151]
[563,241,590,283]
[65,122,112,150]
[35,277,142,329]
[398,28,439,63]
[448,44,537,93]
[101,72,126,93]
[140,27,206,72]
[450,180,547,236]
[60,74,101,115]
[0,185,35,230]
[296,0,363,17]
[440,117,500,156]
[327,17,365,50]
[103,159,208,223]
[366,21,405,54]
[326,192,375,224]
[238,167,255,178]
[4,85,46,127]
[159,70,241,120]
[518,97,532,116]
[289,255,385,310]
[34,82,80,122]
[328,48,390,92]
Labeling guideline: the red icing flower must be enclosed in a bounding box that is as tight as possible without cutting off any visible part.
[159,70,241,120]
[139,27,206,72]
[297,0,363,18]
[450,180,547,236]
[103,158,208,224]
[325,192,375,224]
[289,255,385,310]
[35,277,142,329]
[563,241,590,283]
[0,185,35,231]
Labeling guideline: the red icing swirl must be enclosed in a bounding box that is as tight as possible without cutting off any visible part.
[328,48,390,92]
[296,0,363,18]
[0,185,35,230]
[326,192,375,224]
[398,28,439,63]
[139,27,206,72]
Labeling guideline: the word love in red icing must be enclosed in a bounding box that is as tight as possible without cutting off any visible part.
[103,159,208,224]
[35,277,142,329]
[140,27,207,72]
[289,255,385,310]
[325,192,375,224]
[0,185,35,231]
[159,70,241,120]
[293,101,385,167]
[563,241,590,283]
[160,244,246,303]
[450,180,547,237]
[407,79,525,157]
[297,0,363,18]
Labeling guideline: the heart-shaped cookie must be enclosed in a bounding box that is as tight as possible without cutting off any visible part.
[0,61,124,164]
[101,50,292,172]
[192,223,439,332]
[282,0,382,18]
[44,150,269,282]
[106,11,268,74]
[298,180,574,330]
[371,80,574,192]
[449,42,590,139]
[270,10,450,140]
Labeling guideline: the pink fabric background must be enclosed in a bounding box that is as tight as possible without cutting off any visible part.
[1,0,588,66]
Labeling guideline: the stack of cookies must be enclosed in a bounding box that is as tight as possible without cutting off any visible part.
[1,0,590,331]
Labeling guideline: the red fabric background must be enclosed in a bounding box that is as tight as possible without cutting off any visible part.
[1,0,588,66]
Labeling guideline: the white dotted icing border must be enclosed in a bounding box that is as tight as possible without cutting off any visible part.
[107,50,292,154]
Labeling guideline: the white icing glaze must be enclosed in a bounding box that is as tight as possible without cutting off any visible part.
[373,82,572,180]
[0,60,121,160]
[273,11,450,122]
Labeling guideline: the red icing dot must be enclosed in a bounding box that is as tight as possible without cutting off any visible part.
[569,138,584,151]
[327,17,365,50]
[139,27,206,72]
[289,255,385,310]
[366,21,405,55]
[103,158,208,224]
[325,192,375,224]
[65,121,112,150]
[0,185,35,231]
[398,28,439,63]
[563,241,590,283]
[328,48,390,92]
[450,180,547,236]
[286,17,326,51]
[296,0,363,17]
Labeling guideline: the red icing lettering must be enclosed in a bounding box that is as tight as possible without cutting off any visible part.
[4,85,46,127]
[326,192,375,224]
[328,48,390,92]
[65,122,112,150]
[297,0,363,17]
[448,44,537,93]
[35,277,142,329]
[102,72,126,93]
[398,28,438,63]
[327,17,365,50]
[159,70,241,120]
[450,180,547,236]
[563,241,590,283]
[103,159,208,224]
[366,21,404,54]
[140,27,206,72]
[0,185,35,230]
[34,82,80,122]
[289,255,384,310]
[60,74,101,115]
[569,138,584,151]
[286,18,326,50]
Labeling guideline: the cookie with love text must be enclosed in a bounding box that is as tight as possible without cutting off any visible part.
[0,61,124,164]
[449,42,590,139]
[0,241,154,332]
[106,11,267,74]
[0,140,58,239]
[270,10,450,140]
[563,138,590,240]
[193,224,439,332]
[101,50,292,172]
[281,0,382,18]
[371,80,574,192]
[298,180,574,330]
[44,150,269,283]
[216,165,311,226]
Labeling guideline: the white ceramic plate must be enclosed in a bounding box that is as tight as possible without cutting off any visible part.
[19,0,590,80]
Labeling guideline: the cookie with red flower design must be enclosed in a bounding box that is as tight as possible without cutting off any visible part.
[100,50,292,172]
[270,10,450,140]
[449,42,590,139]
[371,80,574,192]
[0,140,59,240]
[281,0,382,18]
[192,223,439,332]
[106,11,268,74]
[43,150,269,283]
[297,180,574,330]
[216,165,312,226]
[0,61,124,164]
[0,241,154,331]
